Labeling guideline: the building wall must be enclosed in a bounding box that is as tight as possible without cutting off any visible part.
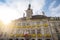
[1,19,59,40]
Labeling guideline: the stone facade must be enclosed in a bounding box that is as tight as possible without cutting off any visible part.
[0,4,60,40]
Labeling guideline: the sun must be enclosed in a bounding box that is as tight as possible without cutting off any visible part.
[1,18,11,25]
[0,5,20,25]
[0,15,13,24]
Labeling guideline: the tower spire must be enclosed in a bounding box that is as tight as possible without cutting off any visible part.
[28,4,31,10]
[26,4,33,19]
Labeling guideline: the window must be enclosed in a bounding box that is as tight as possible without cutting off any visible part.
[20,39,24,40]
[32,39,35,40]
[27,30,30,34]
[16,22,21,26]
[31,30,35,34]
[38,39,42,40]
[0,39,3,40]
[27,23,29,26]
[23,22,26,26]
[15,38,18,40]
[46,39,50,40]
[36,21,40,24]
[30,21,36,26]
[26,39,29,40]
[37,29,41,34]
[44,27,49,34]
[9,39,13,40]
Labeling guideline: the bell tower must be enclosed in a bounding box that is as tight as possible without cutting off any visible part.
[26,4,33,19]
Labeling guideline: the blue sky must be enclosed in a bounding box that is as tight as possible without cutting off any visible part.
[43,0,60,16]
[0,0,60,16]
[0,0,60,23]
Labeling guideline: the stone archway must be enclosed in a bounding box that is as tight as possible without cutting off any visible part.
[24,34,31,40]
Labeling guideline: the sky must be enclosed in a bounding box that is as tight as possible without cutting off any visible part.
[0,0,60,24]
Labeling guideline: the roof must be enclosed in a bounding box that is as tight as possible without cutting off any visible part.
[12,15,60,22]
[15,15,47,21]
[31,15,47,19]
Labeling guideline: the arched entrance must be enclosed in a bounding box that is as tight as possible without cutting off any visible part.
[24,34,31,40]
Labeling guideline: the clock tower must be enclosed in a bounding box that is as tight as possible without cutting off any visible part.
[26,4,33,19]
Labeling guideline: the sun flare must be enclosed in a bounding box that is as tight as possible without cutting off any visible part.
[0,5,20,25]
[1,19,11,24]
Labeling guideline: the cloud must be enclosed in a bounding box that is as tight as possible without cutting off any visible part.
[49,1,60,17]
[4,0,45,15]
[0,0,46,23]
[31,0,45,15]
[0,4,20,24]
